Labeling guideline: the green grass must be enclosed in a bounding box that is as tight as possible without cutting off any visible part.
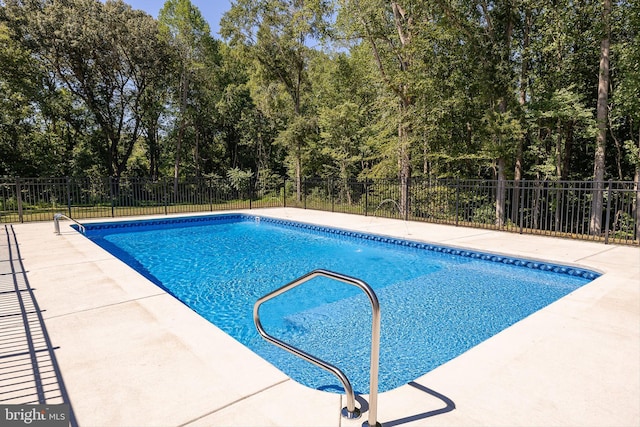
[0,198,283,223]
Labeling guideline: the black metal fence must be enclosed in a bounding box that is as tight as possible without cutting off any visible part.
[294,178,639,245]
[0,176,284,222]
[2,176,638,245]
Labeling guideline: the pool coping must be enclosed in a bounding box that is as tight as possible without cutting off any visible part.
[6,207,640,426]
[83,212,602,281]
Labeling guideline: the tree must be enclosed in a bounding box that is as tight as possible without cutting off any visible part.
[336,0,419,216]
[221,0,331,201]
[590,0,612,235]
[474,0,520,227]
[519,1,597,182]
[210,43,280,179]
[1,0,638,206]
[0,6,86,176]
[306,49,380,206]
[610,0,640,239]
[11,0,173,179]
[0,17,44,175]
[159,0,214,186]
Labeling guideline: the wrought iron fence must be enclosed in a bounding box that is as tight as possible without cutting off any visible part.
[0,176,284,223]
[296,178,639,245]
[1,176,638,245]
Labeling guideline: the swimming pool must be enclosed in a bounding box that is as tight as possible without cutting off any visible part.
[83,214,599,394]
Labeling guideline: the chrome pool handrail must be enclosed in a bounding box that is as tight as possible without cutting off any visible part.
[254,268,381,427]
[53,213,85,235]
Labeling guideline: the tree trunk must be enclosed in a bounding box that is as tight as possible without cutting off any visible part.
[194,130,200,177]
[555,119,564,179]
[608,114,625,180]
[496,158,506,227]
[173,122,184,192]
[562,122,574,180]
[533,179,541,230]
[512,8,531,224]
[147,120,159,180]
[398,116,411,219]
[294,97,303,202]
[493,3,512,229]
[174,69,189,193]
[295,143,302,203]
[392,3,412,219]
[590,0,611,236]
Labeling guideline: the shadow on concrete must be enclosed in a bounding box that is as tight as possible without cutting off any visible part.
[382,381,456,427]
[319,380,455,426]
[0,225,77,426]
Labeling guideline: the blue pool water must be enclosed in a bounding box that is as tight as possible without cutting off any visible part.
[84,214,599,394]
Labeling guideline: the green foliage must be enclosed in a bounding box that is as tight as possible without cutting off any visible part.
[472,204,497,225]
[0,0,638,187]
[481,110,526,159]
[0,17,81,176]
[527,86,597,179]
[612,211,636,240]
[226,167,253,191]
[1,0,175,178]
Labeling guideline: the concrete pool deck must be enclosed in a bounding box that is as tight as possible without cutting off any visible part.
[2,207,639,426]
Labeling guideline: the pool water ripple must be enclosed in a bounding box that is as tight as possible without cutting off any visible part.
[86,214,598,394]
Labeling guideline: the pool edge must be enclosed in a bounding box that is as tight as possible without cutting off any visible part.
[9,208,639,426]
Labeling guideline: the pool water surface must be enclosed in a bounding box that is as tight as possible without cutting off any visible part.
[84,214,598,394]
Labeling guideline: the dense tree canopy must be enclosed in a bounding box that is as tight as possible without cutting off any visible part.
[0,0,638,191]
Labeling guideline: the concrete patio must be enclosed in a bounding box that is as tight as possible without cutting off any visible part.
[1,208,639,426]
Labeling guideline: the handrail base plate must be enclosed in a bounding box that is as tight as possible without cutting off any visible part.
[342,406,361,420]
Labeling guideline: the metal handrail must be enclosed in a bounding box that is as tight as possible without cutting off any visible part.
[53,213,85,235]
[254,269,381,427]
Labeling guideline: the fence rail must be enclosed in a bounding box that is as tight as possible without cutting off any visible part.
[1,176,638,245]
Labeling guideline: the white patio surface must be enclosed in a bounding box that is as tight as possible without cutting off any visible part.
[4,207,639,426]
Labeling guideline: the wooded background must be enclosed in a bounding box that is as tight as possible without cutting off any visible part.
[1,0,638,193]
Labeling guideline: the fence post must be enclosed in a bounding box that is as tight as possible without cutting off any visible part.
[66,177,72,218]
[364,180,369,216]
[283,178,287,208]
[519,179,525,234]
[405,178,410,221]
[604,180,612,244]
[208,177,213,212]
[109,177,115,217]
[331,179,335,212]
[16,177,23,223]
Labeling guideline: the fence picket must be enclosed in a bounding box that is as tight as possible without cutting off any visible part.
[1,176,637,245]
